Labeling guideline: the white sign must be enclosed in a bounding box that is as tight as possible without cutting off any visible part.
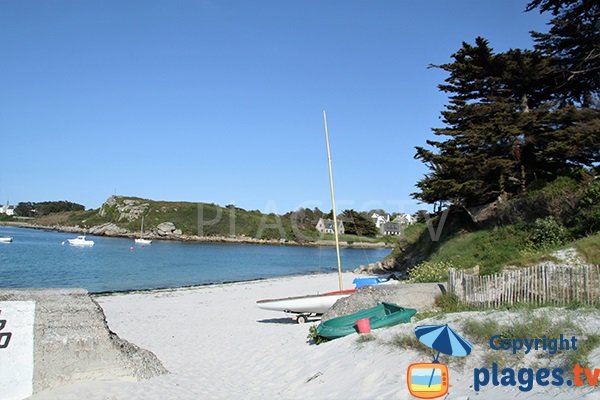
[0,301,36,400]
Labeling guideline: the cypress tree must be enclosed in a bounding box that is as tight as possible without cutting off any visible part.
[527,0,600,107]
[413,2,600,211]
[414,39,549,207]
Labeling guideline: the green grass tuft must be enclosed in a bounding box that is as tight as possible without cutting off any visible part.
[462,318,500,342]
[307,325,329,345]
[355,334,377,344]
[573,233,600,265]
[566,334,600,368]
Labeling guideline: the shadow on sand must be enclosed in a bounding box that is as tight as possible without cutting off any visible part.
[257,317,322,325]
[256,317,297,324]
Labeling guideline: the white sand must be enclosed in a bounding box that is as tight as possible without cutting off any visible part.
[28,273,598,400]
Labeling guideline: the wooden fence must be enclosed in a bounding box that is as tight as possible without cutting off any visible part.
[447,264,600,307]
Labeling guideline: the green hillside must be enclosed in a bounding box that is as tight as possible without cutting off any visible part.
[53,196,316,241]
[31,195,392,245]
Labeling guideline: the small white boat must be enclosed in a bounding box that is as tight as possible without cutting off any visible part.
[67,235,94,247]
[134,216,152,245]
[0,237,12,243]
[257,289,356,316]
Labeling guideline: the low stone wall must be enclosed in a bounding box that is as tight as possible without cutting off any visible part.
[0,289,167,398]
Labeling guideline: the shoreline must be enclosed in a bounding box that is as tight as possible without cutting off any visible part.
[0,221,394,249]
[4,269,366,297]
[90,269,356,297]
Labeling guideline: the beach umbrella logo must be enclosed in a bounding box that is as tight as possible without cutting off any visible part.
[415,324,472,361]
[406,324,472,399]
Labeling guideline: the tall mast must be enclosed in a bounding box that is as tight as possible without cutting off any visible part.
[323,110,343,291]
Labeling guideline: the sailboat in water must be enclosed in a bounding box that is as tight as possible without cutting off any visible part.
[134,216,152,245]
[256,111,356,323]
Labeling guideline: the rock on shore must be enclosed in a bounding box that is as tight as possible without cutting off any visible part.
[155,222,182,237]
[87,223,129,236]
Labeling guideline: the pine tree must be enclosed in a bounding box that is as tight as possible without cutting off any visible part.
[340,209,379,237]
[414,33,599,208]
[414,39,550,207]
[527,0,600,107]
[526,0,600,169]
[413,3,600,210]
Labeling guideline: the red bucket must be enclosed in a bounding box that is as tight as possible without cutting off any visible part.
[356,318,371,334]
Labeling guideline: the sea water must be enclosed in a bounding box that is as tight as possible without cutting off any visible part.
[0,227,391,293]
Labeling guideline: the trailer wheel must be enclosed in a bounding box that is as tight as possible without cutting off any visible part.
[297,315,307,324]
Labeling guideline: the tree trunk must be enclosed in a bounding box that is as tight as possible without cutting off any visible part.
[521,93,530,113]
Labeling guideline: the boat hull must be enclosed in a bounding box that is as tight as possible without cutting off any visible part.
[316,302,416,339]
[67,239,94,247]
[0,237,12,243]
[134,238,152,245]
[256,289,356,314]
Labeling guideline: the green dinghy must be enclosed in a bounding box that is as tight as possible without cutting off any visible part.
[316,302,416,339]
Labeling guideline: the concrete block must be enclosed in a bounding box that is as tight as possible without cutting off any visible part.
[0,289,167,397]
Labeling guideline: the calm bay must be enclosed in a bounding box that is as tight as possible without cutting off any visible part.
[0,226,390,293]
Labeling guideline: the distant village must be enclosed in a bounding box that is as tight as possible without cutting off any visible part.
[315,212,416,236]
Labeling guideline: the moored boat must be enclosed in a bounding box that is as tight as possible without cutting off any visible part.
[134,216,152,245]
[316,302,417,339]
[67,235,95,247]
[0,236,12,243]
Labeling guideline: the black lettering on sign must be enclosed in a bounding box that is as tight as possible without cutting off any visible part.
[0,310,12,349]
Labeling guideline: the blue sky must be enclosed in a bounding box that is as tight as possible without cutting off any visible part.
[0,1,550,214]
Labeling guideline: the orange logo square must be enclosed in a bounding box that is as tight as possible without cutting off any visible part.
[407,362,449,399]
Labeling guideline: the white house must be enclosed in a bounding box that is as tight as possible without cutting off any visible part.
[370,213,390,229]
[393,213,416,225]
[0,203,15,216]
[315,218,345,235]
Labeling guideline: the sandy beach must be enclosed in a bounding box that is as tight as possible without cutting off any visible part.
[27,272,600,400]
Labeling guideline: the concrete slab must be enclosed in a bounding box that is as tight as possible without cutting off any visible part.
[0,289,167,397]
